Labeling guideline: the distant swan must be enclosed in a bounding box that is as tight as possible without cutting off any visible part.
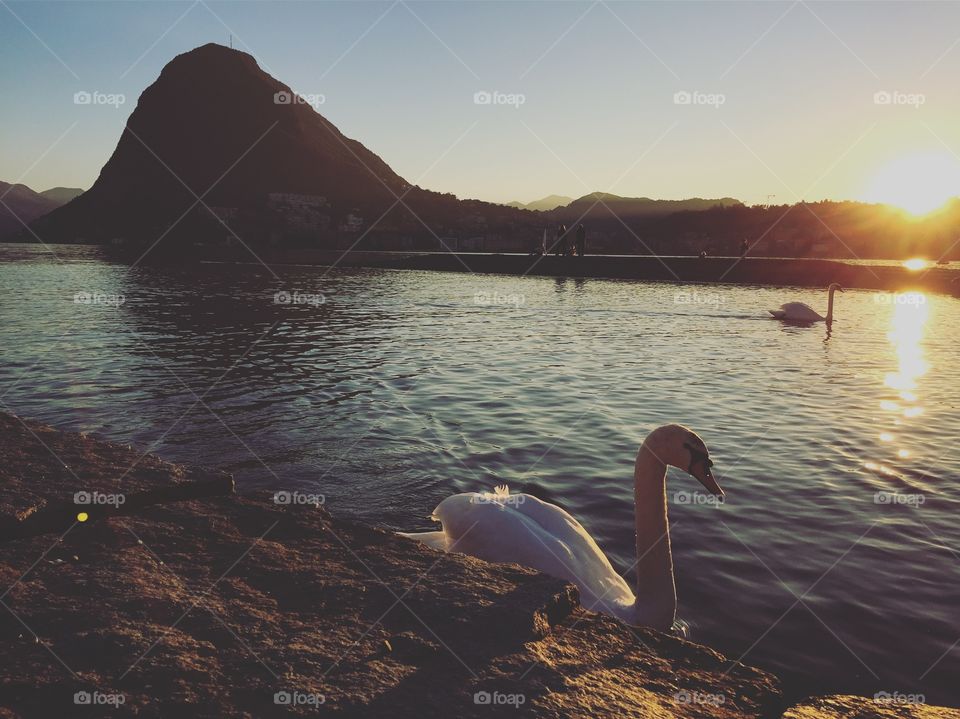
[400,424,723,630]
[770,283,844,322]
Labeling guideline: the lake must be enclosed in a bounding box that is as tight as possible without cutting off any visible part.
[1,243,958,705]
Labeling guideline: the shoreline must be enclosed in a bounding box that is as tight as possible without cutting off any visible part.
[5,242,959,294]
[150,247,960,294]
[2,410,958,717]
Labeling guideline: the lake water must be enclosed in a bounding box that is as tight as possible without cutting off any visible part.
[1,243,958,705]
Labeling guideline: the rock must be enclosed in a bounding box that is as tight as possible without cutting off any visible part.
[783,695,960,718]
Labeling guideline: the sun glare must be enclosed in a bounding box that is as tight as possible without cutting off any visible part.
[903,258,928,270]
[863,152,960,216]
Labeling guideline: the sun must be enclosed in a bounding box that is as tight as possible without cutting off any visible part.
[863,152,960,216]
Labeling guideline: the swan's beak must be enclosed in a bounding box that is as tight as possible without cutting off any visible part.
[692,465,724,498]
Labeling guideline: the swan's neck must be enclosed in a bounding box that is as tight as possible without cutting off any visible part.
[631,444,677,629]
[826,286,836,323]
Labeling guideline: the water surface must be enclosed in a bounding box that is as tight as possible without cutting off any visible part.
[1,243,958,705]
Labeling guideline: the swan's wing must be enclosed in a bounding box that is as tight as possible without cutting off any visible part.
[431,493,634,610]
[773,302,823,321]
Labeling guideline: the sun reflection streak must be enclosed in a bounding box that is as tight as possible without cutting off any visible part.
[885,295,929,392]
[881,293,930,462]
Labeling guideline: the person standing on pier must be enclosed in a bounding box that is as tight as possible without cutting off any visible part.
[740,238,749,257]
[575,224,586,256]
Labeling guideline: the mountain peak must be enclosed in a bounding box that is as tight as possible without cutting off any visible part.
[164,42,261,74]
[29,43,421,244]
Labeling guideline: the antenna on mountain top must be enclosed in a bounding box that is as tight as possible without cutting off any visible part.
[229,34,233,49]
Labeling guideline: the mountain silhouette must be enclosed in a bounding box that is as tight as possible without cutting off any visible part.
[506,195,574,212]
[29,43,524,247]
[38,187,84,204]
[0,182,81,238]
[556,193,742,220]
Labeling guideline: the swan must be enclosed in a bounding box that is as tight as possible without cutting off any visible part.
[769,283,844,322]
[399,424,723,630]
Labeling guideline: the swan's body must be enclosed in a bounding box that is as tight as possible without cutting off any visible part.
[400,425,723,630]
[769,283,843,323]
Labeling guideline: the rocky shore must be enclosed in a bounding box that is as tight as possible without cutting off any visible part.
[0,411,956,718]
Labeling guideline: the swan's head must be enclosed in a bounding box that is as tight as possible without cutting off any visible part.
[828,283,845,293]
[642,424,723,497]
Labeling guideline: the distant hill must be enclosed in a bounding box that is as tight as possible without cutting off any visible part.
[27,43,532,248]
[39,187,84,205]
[505,195,574,212]
[0,182,81,238]
[556,193,742,220]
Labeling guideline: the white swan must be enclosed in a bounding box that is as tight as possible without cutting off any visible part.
[769,283,844,322]
[400,424,723,630]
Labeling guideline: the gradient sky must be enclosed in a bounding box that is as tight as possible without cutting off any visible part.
[4,1,960,207]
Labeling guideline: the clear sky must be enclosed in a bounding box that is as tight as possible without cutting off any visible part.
[4,1,960,208]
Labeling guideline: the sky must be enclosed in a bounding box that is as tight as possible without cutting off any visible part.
[3,1,960,208]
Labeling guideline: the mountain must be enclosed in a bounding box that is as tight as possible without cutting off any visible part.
[556,193,742,220]
[506,195,574,212]
[28,43,531,247]
[39,187,84,205]
[0,182,79,238]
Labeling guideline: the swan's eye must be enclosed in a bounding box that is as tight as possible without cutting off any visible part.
[683,442,713,470]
